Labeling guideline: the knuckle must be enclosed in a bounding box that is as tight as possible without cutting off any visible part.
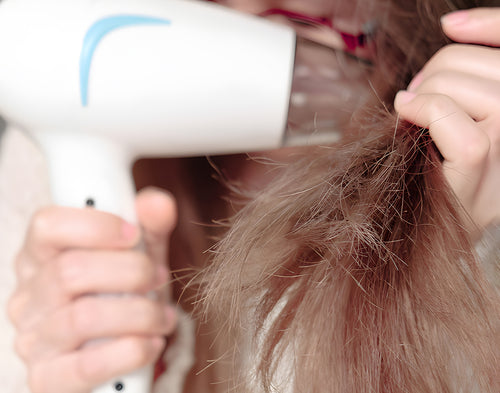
[461,135,491,167]
[419,71,451,93]
[424,94,456,120]
[432,43,463,65]
[7,290,27,327]
[14,333,32,361]
[29,207,56,243]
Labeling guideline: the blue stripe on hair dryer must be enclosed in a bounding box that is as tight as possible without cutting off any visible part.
[0,0,296,392]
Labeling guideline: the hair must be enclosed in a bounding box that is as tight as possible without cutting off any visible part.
[193,0,500,392]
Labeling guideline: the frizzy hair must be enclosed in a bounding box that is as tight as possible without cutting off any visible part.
[195,0,500,392]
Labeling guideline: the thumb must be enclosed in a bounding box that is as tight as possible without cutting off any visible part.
[441,8,500,46]
[135,187,177,266]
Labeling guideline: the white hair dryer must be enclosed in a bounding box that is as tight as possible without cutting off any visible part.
[0,0,367,391]
[0,0,295,391]
[0,0,297,217]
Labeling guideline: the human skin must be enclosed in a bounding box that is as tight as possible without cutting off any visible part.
[8,189,179,393]
[7,7,500,393]
[395,7,500,233]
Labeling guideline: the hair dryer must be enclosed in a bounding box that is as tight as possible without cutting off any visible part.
[0,0,368,392]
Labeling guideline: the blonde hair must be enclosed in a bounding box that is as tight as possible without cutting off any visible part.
[194,0,500,391]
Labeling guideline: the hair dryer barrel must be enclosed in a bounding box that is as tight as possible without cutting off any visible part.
[0,0,296,157]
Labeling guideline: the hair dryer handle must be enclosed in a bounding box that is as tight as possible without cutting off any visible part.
[35,132,152,393]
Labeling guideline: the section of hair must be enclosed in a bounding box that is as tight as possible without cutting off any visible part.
[196,0,500,392]
[201,115,499,392]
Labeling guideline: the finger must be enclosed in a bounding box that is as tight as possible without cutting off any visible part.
[135,187,177,264]
[16,297,177,362]
[55,249,168,297]
[441,8,500,47]
[11,247,171,328]
[25,206,140,262]
[409,70,500,122]
[395,91,490,208]
[135,188,176,301]
[8,250,163,332]
[27,336,164,393]
[408,45,500,91]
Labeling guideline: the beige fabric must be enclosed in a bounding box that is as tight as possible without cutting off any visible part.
[153,309,195,393]
[0,127,194,393]
[0,127,50,393]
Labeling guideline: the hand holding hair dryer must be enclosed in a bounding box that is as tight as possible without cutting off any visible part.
[0,0,357,392]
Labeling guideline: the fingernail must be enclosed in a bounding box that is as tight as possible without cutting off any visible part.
[441,10,469,26]
[408,72,423,91]
[395,90,416,105]
[122,221,138,240]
